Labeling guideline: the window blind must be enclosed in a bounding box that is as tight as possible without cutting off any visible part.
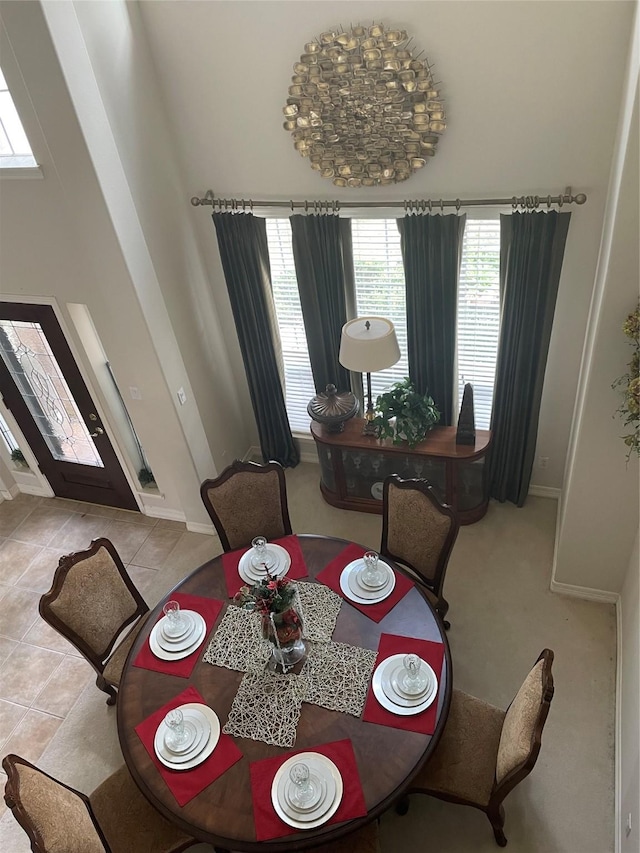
[265,219,315,432]
[351,219,409,403]
[457,219,501,429]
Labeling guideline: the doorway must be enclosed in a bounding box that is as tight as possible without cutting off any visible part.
[0,302,139,510]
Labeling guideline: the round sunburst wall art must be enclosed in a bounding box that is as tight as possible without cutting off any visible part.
[282,23,446,188]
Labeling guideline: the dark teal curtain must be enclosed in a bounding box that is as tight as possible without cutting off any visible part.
[397,214,467,425]
[212,213,299,468]
[290,215,351,394]
[489,211,571,505]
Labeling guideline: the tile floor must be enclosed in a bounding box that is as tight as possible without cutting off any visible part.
[0,492,194,814]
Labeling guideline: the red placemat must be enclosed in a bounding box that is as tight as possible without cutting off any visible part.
[222,534,309,598]
[135,685,243,806]
[132,592,223,678]
[316,544,413,623]
[362,633,445,734]
[249,738,367,841]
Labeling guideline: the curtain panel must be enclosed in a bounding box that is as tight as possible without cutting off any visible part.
[212,212,299,468]
[489,211,571,505]
[290,214,352,395]
[397,213,467,426]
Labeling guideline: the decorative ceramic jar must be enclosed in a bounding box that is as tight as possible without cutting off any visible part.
[307,384,359,433]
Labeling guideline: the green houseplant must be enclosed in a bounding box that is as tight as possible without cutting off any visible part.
[371,377,440,447]
[612,303,640,458]
[10,448,28,468]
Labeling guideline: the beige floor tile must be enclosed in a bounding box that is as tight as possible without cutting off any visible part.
[50,498,82,513]
[32,655,92,718]
[113,508,157,526]
[102,519,152,562]
[0,771,6,820]
[10,506,73,548]
[47,513,112,553]
[0,501,36,539]
[1,709,62,764]
[0,636,18,668]
[125,564,161,602]
[129,527,183,569]
[0,587,41,641]
[0,541,43,587]
[13,547,60,594]
[0,643,64,706]
[74,503,120,520]
[22,618,81,656]
[0,583,12,604]
[155,518,187,531]
[0,699,28,749]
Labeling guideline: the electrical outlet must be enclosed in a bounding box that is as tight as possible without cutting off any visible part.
[177,387,187,406]
[538,456,549,469]
[129,386,142,400]
[626,812,632,837]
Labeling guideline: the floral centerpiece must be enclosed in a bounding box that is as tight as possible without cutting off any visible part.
[234,573,305,667]
[613,303,640,458]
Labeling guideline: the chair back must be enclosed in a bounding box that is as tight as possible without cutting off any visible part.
[492,649,555,803]
[2,754,108,853]
[39,538,148,671]
[200,459,292,551]
[380,474,460,600]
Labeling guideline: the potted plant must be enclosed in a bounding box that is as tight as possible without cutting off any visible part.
[10,448,29,469]
[371,377,440,448]
[612,303,639,458]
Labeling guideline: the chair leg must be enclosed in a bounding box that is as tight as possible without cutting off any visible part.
[395,794,411,816]
[96,674,117,706]
[487,803,507,847]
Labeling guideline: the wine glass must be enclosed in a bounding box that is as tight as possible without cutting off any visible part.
[164,708,189,750]
[162,600,184,637]
[288,762,316,807]
[362,550,385,588]
[400,653,429,695]
[250,536,278,572]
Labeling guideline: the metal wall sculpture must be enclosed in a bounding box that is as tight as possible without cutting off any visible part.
[282,23,446,187]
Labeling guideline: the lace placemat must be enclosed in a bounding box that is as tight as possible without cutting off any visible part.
[301,641,378,717]
[202,607,270,672]
[296,582,342,643]
[222,670,308,748]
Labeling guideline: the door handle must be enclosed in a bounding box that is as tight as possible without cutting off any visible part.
[89,427,104,438]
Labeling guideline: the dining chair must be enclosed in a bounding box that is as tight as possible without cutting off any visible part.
[39,537,149,706]
[2,754,195,853]
[380,473,460,629]
[200,459,293,552]
[396,649,555,846]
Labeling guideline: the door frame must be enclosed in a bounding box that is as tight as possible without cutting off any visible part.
[0,293,143,511]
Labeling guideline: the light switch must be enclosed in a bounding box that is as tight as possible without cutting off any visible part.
[129,386,142,400]
[177,387,187,406]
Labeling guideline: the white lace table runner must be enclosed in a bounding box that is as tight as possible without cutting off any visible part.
[222,670,308,748]
[301,641,378,717]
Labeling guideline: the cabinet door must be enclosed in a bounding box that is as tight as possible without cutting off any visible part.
[456,457,487,511]
[340,448,447,504]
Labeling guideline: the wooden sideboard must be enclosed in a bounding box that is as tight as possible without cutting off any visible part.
[310,418,492,524]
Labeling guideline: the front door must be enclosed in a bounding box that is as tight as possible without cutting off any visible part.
[0,302,139,510]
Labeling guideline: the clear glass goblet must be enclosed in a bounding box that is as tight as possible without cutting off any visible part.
[288,762,316,806]
[362,550,385,587]
[400,653,429,694]
[162,600,184,637]
[164,708,188,750]
[250,535,278,572]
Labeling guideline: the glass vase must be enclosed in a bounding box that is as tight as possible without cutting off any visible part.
[261,604,307,673]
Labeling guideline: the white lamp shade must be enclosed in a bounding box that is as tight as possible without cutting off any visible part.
[339,317,401,373]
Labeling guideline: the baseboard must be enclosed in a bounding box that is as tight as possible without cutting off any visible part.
[549,578,620,605]
[0,483,20,500]
[243,438,318,465]
[143,506,186,522]
[15,483,53,498]
[186,521,216,536]
[528,485,561,499]
[615,597,622,853]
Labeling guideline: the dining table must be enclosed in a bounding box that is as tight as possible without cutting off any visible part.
[117,533,452,851]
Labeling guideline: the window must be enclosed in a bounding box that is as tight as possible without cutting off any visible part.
[265,217,501,433]
[0,67,37,168]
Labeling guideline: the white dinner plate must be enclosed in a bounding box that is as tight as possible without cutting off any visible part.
[271,752,343,829]
[238,543,291,585]
[153,703,220,770]
[155,617,198,652]
[149,612,206,660]
[372,654,439,716]
[159,612,196,643]
[357,566,392,590]
[346,564,394,601]
[340,559,396,604]
[161,717,199,754]
[389,661,435,700]
[282,771,328,814]
[382,663,437,709]
[154,712,208,762]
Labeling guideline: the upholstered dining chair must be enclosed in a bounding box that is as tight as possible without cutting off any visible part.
[380,473,460,629]
[39,537,149,706]
[200,459,293,552]
[3,754,195,853]
[396,649,555,846]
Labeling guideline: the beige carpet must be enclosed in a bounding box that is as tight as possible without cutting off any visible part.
[1,462,616,852]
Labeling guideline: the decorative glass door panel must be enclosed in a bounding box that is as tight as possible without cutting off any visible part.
[0,320,103,467]
[0,303,138,510]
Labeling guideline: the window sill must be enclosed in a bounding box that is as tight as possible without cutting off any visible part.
[0,164,43,179]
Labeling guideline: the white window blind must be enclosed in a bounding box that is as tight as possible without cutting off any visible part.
[265,219,315,432]
[351,219,409,402]
[0,68,36,168]
[457,219,501,429]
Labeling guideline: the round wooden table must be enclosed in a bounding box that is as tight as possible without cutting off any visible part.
[117,535,452,851]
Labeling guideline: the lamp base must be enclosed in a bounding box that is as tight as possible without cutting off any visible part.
[362,395,377,436]
[362,420,378,436]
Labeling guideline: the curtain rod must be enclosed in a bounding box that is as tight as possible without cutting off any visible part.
[190,186,587,212]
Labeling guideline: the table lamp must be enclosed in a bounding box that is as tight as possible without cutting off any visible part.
[338,316,401,435]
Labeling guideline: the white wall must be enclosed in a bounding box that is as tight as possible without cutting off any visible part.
[554,29,639,593]
[619,533,639,853]
[137,0,635,490]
